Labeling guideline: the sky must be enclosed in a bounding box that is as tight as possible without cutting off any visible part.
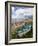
[11,6,33,19]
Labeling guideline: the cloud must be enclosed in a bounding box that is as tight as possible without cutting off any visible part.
[15,8,32,16]
[12,7,15,11]
[11,7,15,15]
[11,7,32,19]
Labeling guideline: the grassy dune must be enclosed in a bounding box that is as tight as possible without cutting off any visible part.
[10,19,33,39]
